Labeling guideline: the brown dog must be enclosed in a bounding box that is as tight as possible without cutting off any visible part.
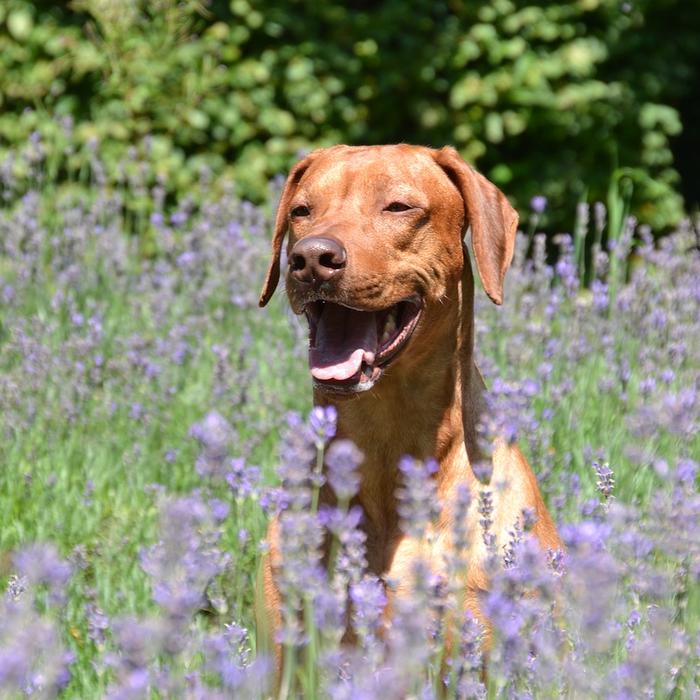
[257,144,561,660]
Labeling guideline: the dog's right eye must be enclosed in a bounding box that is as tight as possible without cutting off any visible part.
[291,205,311,218]
[384,202,413,212]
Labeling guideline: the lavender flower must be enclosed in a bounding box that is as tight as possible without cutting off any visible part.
[201,623,271,695]
[396,456,439,540]
[86,602,110,646]
[309,405,338,444]
[139,496,229,621]
[350,576,387,643]
[530,195,548,214]
[14,544,71,606]
[1,550,74,696]
[449,482,473,558]
[320,504,368,586]
[326,439,363,501]
[275,410,325,509]
[190,411,234,479]
[478,490,497,556]
[592,461,615,503]
[386,559,442,692]
[448,612,486,698]
[225,457,261,499]
[276,510,326,644]
[676,458,697,486]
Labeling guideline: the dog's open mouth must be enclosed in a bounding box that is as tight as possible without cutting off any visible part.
[304,297,423,393]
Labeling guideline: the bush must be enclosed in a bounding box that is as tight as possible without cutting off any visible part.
[0,0,698,228]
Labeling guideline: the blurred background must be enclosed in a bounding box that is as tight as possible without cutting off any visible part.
[1,0,699,232]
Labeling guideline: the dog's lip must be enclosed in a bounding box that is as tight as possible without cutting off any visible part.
[303,295,423,392]
[302,293,422,316]
[312,368,381,395]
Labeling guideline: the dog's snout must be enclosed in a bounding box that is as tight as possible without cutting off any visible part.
[289,236,347,287]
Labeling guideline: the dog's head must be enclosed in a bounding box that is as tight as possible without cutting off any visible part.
[259,145,518,395]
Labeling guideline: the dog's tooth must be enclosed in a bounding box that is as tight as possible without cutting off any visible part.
[379,309,398,347]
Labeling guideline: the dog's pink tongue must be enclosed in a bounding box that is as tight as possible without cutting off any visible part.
[310,304,377,381]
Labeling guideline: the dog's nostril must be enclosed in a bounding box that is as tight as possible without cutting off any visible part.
[319,251,345,270]
[290,254,306,271]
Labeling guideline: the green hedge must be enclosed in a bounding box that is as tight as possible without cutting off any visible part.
[1,0,698,228]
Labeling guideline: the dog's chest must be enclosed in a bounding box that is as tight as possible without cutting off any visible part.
[354,441,533,591]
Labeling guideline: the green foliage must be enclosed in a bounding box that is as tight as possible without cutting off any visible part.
[0,0,698,227]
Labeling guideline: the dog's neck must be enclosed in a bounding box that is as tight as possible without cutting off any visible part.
[315,257,484,535]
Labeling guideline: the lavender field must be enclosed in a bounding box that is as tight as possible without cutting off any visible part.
[1,140,699,698]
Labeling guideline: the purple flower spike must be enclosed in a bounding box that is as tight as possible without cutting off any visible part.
[190,411,233,458]
[593,461,615,501]
[326,439,363,500]
[14,544,71,604]
[225,457,261,499]
[397,456,439,539]
[530,195,548,214]
[86,602,110,646]
[309,405,338,442]
[190,410,234,479]
[676,458,698,486]
[350,576,387,635]
[139,496,228,621]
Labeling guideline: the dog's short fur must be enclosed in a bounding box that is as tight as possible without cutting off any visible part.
[257,144,561,658]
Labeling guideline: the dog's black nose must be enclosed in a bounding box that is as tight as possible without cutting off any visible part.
[289,236,347,287]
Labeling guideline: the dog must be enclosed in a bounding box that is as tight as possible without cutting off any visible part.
[256,144,562,665]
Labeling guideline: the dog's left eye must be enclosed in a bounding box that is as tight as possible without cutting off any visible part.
[384,202,413,213]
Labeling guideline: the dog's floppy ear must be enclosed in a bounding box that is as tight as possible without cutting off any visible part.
[433,146,518,305]
[258,154,315,307]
